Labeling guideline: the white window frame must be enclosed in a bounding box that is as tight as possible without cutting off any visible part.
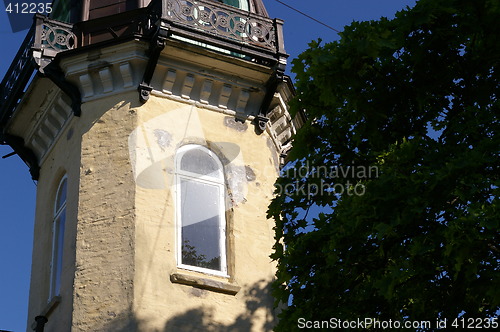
[175,145,228,277]
[49,175,67,300]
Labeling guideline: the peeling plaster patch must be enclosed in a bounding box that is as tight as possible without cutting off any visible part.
[226,165,247,205]
[190,288,207,298]
[153,129,172,151]
[245,166,256,181]
[129,105,204,190]
[224,116,247,132]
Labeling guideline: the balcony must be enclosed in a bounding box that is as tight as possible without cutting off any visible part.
[0,0,286,129]
[158,0,284,58]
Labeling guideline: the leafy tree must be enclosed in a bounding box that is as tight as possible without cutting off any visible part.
[269,0,499,329]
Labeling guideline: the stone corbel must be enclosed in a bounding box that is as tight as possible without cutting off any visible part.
[255,114,270,133]
[138,24,169,103]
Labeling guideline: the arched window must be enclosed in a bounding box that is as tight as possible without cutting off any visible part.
[49,175,67,298]
[175,145,227,276]
[221,0,249,11]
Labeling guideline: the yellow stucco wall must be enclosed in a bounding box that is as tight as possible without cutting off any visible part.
[71,92,140,331]
[27,90,281,331]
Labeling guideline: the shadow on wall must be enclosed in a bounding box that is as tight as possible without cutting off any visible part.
[100,280,276,332]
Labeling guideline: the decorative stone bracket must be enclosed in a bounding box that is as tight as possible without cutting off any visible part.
[139,24,170,103]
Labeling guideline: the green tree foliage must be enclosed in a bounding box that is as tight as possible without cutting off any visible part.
[269,0,499,329]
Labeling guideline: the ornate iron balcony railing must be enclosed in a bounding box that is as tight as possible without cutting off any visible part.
[0,24,36,127]
[161,0,280,52]
[32,15,77,71]
[33,16,76,59]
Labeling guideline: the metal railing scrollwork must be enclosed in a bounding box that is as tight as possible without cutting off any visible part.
[33,15,77,68]
[0,25,36,126]
[40,23,76,51]
[163,0,277,52]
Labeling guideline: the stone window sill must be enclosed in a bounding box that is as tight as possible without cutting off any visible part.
[170,272,241,295]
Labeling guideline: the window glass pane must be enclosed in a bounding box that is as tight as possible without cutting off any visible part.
[51,176,67,299]
[180,178,221,271]
[180,148,222,179]
[52,209,66,296]
[56,178,67,212]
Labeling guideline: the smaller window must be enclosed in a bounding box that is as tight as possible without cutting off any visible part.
[49,176,67,299]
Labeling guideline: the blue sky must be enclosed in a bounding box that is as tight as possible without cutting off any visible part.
[0,1,416,330]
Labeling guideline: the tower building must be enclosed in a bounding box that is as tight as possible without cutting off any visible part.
[0,1,302,330]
